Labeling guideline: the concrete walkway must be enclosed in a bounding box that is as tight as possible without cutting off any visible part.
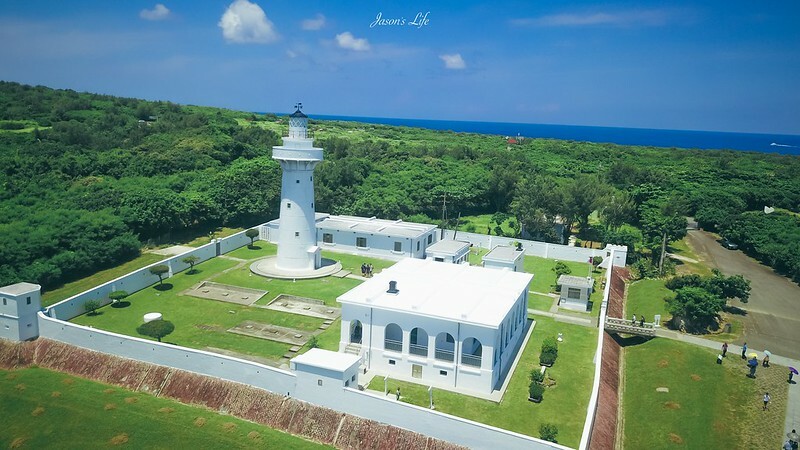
[527,308,594,327]
[656,328,800,441]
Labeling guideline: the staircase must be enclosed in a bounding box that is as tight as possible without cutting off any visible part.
[344,343,362,356]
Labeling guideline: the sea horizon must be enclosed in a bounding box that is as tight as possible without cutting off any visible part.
[259,112,800,156]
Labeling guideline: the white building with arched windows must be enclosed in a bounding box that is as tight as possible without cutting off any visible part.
[338,258,532,395]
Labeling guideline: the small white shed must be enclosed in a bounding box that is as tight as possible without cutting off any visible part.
[425,239,470,264]
[482,245,525,272]
[557,275,594,311]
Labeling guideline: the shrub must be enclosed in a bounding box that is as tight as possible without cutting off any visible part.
[528,382,544,401]
[84,300,100,315]
[541,336,558,354]
[530,369,544,384]
[539,423,558,443]
[540,349,558,366]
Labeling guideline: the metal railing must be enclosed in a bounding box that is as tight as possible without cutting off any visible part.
[461,354,482,367]
[604,317,656,337]
[435,348,454,362]
[384,339,402,352]
[409,343,428,357]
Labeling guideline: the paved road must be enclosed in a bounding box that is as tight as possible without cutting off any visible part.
[686,230,800,359]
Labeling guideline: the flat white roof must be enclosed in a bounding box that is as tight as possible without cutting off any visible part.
[483,246,524,263]
[318,215,437,239]
[558,275,594,288]
[338,258,532,328]
[426,239,470,255]
[291,348,361,373]
[0,282,41,296]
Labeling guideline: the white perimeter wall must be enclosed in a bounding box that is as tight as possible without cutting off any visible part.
[444,230,627,267]
[47,228,256,321]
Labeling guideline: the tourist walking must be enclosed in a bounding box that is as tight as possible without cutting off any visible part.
[361,263,366,277]
[763,392,770,410]
[396,387,401,400]
[631,314,637,326]
[639,316,645,327]
[762,354,770,367]
[742,342,748,359]
[722,342,728,358]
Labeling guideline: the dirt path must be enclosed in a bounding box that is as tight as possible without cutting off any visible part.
[686,230,800,359]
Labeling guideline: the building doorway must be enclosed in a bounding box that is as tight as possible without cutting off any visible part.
[350,320,362,344]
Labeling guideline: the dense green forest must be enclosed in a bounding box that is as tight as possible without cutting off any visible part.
[1,81,799,290]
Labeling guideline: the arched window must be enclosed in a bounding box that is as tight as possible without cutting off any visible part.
[462,337,482,367]
[349,320,362,344]
[384,323,403,352]
[435,332,455,362]
[409,327,429,357]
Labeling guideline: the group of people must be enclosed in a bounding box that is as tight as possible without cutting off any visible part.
[361,263,374,278]
[630,314,646,327]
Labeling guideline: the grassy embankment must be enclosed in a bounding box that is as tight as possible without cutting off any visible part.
[622,338,787,449]
[367,317,597,448]
[0,367,329,449]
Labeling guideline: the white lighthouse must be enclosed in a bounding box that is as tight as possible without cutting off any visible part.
[272,104,323,271]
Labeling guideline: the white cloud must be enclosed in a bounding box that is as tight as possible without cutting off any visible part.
[335,32,370,51]
[219,0,279,44]
[140,4,171,21]
[510,9,677,27]
[439,53,466,70]
[302,13,326,31]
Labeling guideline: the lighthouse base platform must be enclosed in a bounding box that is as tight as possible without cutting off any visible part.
[249,257,342,280]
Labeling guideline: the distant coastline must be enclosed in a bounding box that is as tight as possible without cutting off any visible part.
[259,112,800,156]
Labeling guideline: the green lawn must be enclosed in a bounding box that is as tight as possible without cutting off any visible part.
[524,255,593,294]
[622,338,787,449]
[72,257,329,360]
[0,367,328,450]
[458,214,518,236]
[42,253,166,307]
[366,317,597,448]
[669,238,713,276]
[625,279,674,323]
[185,226,245,247]
[467,247,489,265]
[528,293,554,311]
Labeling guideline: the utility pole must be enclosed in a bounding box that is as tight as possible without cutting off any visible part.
[440,192,448,240]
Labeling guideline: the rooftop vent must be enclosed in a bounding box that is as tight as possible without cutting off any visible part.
[387,281,399,294]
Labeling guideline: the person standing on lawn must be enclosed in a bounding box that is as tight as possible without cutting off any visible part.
[722,342,728,357]
[742,342,748,359]
[763,392,770,410]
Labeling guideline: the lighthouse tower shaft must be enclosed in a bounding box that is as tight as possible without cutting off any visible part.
[272,108,323,271]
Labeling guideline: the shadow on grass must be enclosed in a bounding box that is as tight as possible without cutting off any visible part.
[247,245,262,250]
[86,311,104,317]
[186,269,202,275]
[154,283,173,291]
[723,305,748,316]
[608,333,653,348]
[111,301,131,309]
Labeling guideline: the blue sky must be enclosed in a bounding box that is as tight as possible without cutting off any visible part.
[1,1,798,134]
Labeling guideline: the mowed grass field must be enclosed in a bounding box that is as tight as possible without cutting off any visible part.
[0,367,329,450]
[622,338,787,449]
[367,317,598,448]
[625,279,674,323]
[524,255,594,294]
[72,243,397,360]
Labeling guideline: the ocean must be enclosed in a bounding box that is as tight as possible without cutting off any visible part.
[304,114,800,156]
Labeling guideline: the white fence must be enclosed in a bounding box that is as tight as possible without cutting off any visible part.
[442,230,627,267]
[577,250,615,449]
[47,228,259,321]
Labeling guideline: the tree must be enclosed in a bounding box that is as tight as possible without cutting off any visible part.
[136,319,175,342]
[639,199,688,276]
[245,228,259,247]
[591,256,603,271]
[510,176,563,242]
[598,191,635,231]
[84,299,100,315]
[563,175,611,233]
[109,290,129,304]
[182,255,200,274]
[552,261,572,283]
[149,264,169,285]
[706,271,751,303]
[667,286,726,325]
[539,423,559,443]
